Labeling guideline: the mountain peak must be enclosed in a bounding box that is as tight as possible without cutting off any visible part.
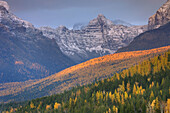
[56,25,68,32]
[0,1,34,28]
[58,25,67,30]
[0,1,9,11]
[148,0,170,30]
[88,14,114,27]
[97,14,106,19]
[96,14,110,23]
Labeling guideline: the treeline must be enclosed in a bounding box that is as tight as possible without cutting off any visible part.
[1,46,169,103]
[2,50,170,113]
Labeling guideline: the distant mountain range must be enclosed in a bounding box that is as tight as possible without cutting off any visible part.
[72,19,133,30]
[0,0,170,103]
[0,1,75,83]
[0,1,147,83]
[40,15,147,63]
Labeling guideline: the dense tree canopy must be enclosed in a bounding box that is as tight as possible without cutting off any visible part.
[1,50,170,113]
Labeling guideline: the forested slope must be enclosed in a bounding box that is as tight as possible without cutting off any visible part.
[1,46,170,102]
[2,49,170,113]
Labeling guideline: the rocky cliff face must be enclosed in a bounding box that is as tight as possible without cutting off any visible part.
[72,19,133,30]
[116,22,170,53]
[116,0,170,53]
[148,0,170,30]
[0,1,75,83]
[40,14,147,63]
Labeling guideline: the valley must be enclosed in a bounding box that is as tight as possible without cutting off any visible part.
[0,0,170,112]
[0,46,170,102]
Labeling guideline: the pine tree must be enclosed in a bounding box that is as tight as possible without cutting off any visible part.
[133,84,137,95]
[166,99,170,113]
[156,82,159,89]
[155,97,160,113]
[46,105,51,110]
[150,91,154,101]
[54,102,61,110]
[124,91,128,100]
[126,82,130,93]
[30,101,36,109]
[113,105,118,113]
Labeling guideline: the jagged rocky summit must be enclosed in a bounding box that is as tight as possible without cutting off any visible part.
[116,0,170,53]
[148,0,170,30]
[40,14,147,63]
[0,1,75,83]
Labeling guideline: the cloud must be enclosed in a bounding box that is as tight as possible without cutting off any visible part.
[5,0,166,12]
[2,0,167,28]
[5,0,107,11]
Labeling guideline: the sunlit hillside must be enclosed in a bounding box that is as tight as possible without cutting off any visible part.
[2,47,170,113]
[0,46,170,102]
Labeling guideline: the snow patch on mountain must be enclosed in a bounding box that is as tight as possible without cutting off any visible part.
[0,1,33,29]
[39,14,147,63]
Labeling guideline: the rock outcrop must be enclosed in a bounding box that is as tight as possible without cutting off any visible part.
[117,22,170,53]
[40,14,147,63]
[116,0,170,53]
[0,1,75,83]
[148,0,170,30]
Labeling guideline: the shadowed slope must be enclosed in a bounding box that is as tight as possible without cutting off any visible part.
[117,22,170,53]
[1,46,170,102]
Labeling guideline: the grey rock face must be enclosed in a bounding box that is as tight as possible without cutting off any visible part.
[117,22,170,53]
[0,1,74,83]
[40,14,147,63]
[148,0,170,30]
[0,1,9,11]
[73,19,133,30]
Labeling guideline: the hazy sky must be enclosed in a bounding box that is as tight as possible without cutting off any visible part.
[4,0,167,28]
